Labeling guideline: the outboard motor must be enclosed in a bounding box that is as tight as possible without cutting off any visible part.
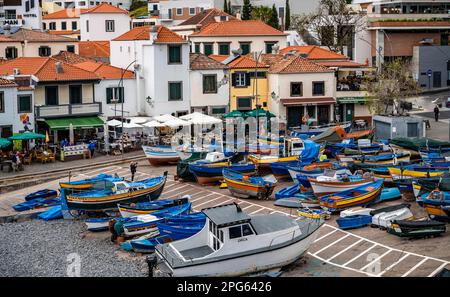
[146,254,157,277]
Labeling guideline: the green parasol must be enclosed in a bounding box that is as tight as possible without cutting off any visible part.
[8,131,46,141]
[0,138,11,148]
[223,110,246,119]
[244,108,276,118]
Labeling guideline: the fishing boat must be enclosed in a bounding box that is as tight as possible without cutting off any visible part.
[13,197,61,212]
[319,179,384,213]
[118,195,190,218]
[153,203,323,277]
[370,203,413,228]
[121,235,173,253]
[86,217,116,232]
[340,207,374,218]
[297,208,330,220]
[270,160,303,179]
[387,220,446,238]
[336,215,372,230]
[422,190,450,221]
[388,167,447,180]
[291,122,352,136]
[223,169,277,200]
[379,187,402,202]
[247,155,299,169]
[309,175,375,197]
[142,145,180,166]
[24,189,58,201]
[157,221,205,240]
[352,152,411,165]
[189,159,256,185]
[64,172,167,211]
[60,173,123,190]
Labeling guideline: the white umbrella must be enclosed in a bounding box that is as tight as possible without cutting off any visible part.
[128,117,151,124]
[107,119,122,127]
[122,122,143,129]
[143,120,165,128]
[163,118,190,128]
[69,123,74,145]
[179,112,205,120]
[187,114,222,125]
[154,114,178,123]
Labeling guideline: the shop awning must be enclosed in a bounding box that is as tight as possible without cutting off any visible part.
[45,116,105,130]
[281,98,336,106]
[337,97,367,104]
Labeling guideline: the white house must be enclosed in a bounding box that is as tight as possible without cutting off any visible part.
[189,53,229,116]
[0,77,35,137]
[1,0,42,30]
[111,25,191,117]
[151,0,221,26]
[42,8,86,39]
[263,53,336,129]
[80,3,131,41]
[43,0,132,10]
[189,20,288,56]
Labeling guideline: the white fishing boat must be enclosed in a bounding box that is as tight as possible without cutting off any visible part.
[370,204,413,228]
[153,203,323,277]
[340,207,374,218]
[309,175,374,197]
[122,214,160,237]
[142,145,180,166]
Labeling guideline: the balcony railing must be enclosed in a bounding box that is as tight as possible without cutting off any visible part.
[35,102,102,118]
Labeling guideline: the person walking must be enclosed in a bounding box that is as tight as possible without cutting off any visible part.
[88,141,96,158]
[130,161,137,181]
[434,105,440,122]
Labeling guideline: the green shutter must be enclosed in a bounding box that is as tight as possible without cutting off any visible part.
[169,82,182,100]
[169,46,181,63]
[106,88,113,104]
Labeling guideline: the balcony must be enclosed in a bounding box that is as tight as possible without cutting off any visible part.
[35,102,102,118]
[369,19,450,29]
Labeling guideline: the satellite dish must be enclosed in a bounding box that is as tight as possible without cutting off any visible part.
[231,48,242,56]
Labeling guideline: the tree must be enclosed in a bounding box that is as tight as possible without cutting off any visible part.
[290,0,367,54]
[251,6,272,25]
[268,4,280,30]
[365,59,420,116]
[130,0,147,12]
[242,0,252,20]
[285,0,291,30]
[228,1,232,15]
[223,0,228,13]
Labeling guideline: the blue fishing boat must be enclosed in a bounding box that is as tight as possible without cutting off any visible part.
[37,205,63,221]
[60,173,123,190]
[157,221,204,240]
[24,189,58,201]
[189,160,256,185]
[379,187,402,202]
[422,190,450,221]
[270,160,302,178]
[121,235,173,253]
[142,145,180,166]
[352,152,411,165]
[13,197,61,212]
[223,169,277,199]
[65,172,168,211]
[336,215,372,230]
[118,195,190,217]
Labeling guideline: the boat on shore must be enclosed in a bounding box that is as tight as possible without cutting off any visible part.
[143,145,180,166]
[352,152,411,165]
[223,169,277,200]
[370,204,414,228]
[422,190,450,221]
[337,215,372,230]
[60,174,123,190]
[309,175,375,197]
[64,172,167,211]
[291,122,352,136]
[189,160,256,185]
[153,203,323,277]
[118,195,190,217]
[247,155,299,169]
[24,189,58,201]
[387,220,446,238]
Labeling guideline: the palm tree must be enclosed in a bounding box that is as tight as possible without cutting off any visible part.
[251,6,272,24]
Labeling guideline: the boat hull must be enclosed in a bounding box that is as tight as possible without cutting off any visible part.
[190,163,256,185]
[309,178,374,197]
[224,178,275,199]
[143,145,180,166]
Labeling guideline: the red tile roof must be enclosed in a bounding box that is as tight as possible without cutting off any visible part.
[113,26,186,43]
[74,60,134,79]
[52,50,90,64]
[0,78,17,87]
[48,30,80,35]
[279,46,347,60]
[43,8,88,19]
[190,53,228,70]
[315,60,367,68]
[0,57,99,82]
[1,28,77,42]
[267,55,333,74]
[82,3,129,14]
[209,55,268,69]
[179,8,236,26]
[190,20,286,37]
[79,41,110,59]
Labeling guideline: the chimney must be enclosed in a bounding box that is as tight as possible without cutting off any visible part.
[13,68,20,76]
[149,26,158,44]
[235,12,241,20]
[272,44,280,54]
[55,62,63,74]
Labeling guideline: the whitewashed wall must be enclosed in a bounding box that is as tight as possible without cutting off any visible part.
[80,12,131,41]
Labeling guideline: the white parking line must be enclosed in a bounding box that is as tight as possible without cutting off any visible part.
[342,244,377,267]
[360,250,392,271]
[313,229,338,243]
[249,208,264,215]
[312,234,351,256]
[161,184,190,194]
[427,262,449,277]
[378,254,410,276]
[194,196,223,208]
[215,198,235,206]
[326,239,363,262]
[191,193,217,202]
[402,258,429,277]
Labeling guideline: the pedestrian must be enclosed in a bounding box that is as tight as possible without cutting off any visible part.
[130,161,137,181]
[11,151,18,172]
[88,141,96,158]
[434,105,440,122]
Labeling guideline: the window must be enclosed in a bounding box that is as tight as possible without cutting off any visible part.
[203,74,217,94]
[69,85,82,104]
[189,7,195,15]
[105,20,115,32]
[218,43,230,55]
[248,71,266,79]
[237,97,252,111]
[242,224,254,236]
[232,72,249,87]
[49,22,56,30]
[18,95,32,113]
[0,92,4,113]
[5,47,18,59]
[239,42,251,55]
[86,20,89,32]
[61,21,67,30]
[290,82,303,97]
[31,0,35,8]
[43,23,46,30]
[168,45,182,64]
[25,1,30,12]
[106,87,124,104]
[78,1,86,5]
[5,10,16,20]
[194,43,200,53]
[203,43,213,56]
[67,45,75,53]
[407,123,418,137]
[229,226,242,239]
[212,107,226,114]
[72,21,77,30]
[176,8,183,15]
[45,86,59,106]
[265,42,277,54]
[279,7,285,17]
[38,46,51,57]
[312,81,325,96]
[168,82,182,101]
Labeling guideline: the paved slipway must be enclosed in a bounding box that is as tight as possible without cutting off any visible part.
[1,160,450,277]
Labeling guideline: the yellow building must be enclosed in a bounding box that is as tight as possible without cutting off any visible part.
[210,55,269,112]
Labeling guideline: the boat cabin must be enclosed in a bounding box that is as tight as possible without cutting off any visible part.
[112,181,145,194]
[283,138,304,156]
[204,152,226,163]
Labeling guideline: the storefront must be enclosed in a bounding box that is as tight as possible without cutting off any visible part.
[336,97,372,124]
[281,98,336,128]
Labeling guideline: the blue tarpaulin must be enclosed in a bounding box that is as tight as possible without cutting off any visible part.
[38,205,63,221]
[301,140,320,163]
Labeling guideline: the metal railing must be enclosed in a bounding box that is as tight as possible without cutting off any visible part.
[35,102,102,118]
